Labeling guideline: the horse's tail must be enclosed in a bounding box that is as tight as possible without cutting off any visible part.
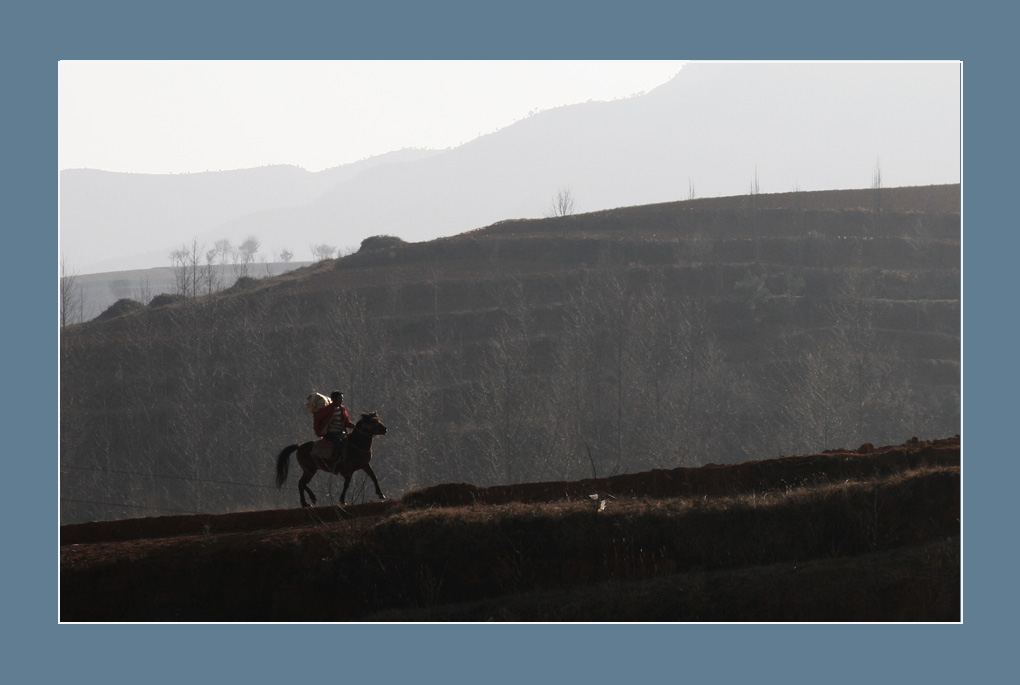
[276,444,300,488]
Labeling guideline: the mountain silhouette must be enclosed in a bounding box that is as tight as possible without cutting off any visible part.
[60,62,959,274]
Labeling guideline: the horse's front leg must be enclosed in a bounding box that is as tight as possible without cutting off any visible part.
[363,464,386,501]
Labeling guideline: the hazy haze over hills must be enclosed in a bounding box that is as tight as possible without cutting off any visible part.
[60,62,960,274]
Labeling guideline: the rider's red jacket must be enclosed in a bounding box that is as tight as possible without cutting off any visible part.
[312,403,335,437]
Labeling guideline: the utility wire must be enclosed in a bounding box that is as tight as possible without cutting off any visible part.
[59,497,201,515]
[60,462,276,491]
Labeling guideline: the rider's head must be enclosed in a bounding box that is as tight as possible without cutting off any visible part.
[331,391,343,403]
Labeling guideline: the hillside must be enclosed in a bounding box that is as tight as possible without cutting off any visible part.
[59,436,960,622]
[59,184,960,526]
[68,261,315,322]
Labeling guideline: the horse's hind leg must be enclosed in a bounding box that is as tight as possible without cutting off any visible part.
[299,471,317,507]
[363,465,386,501]
[339,474,352,505]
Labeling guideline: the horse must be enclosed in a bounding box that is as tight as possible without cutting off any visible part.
[275,412,388,507]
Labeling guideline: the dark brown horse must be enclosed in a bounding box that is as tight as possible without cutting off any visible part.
[276,412,388,507]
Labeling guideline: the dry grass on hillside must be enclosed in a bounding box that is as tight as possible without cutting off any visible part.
[60,437,960,622]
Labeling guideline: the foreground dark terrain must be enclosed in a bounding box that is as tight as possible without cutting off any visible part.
[60,436,960,622]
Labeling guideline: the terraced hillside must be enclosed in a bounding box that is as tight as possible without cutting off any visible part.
[59,185,960,525]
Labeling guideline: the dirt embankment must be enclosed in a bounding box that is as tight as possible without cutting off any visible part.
[62,437,957,546]
[60,436,960,622]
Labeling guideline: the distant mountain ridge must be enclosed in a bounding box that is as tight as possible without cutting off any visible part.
[60,149,442,272]
[60,62,959,274]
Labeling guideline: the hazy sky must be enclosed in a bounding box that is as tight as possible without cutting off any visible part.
[58,60,686,174]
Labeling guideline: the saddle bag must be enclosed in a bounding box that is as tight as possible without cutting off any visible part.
[305,392,330,412]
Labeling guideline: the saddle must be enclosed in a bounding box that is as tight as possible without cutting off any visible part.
[311,436,348,468]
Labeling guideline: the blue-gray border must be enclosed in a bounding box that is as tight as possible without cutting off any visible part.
[14,0,1002,682]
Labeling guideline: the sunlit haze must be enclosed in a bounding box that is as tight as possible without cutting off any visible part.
[59,60,959,275]
[59,60,687,174]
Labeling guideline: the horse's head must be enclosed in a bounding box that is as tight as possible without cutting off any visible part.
[357,411,387,436]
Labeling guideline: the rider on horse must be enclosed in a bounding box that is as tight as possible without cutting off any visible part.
[305,390,356,465]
